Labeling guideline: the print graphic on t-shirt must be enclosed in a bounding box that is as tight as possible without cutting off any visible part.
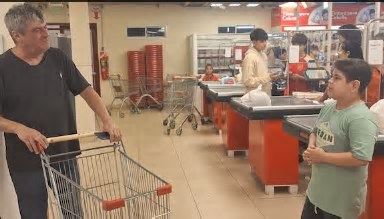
[316,121,335,148]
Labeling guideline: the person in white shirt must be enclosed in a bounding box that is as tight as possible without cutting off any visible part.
[241,28,278,95]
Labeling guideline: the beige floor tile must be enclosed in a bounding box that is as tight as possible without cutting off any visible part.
[252,196,305,219]
[102,108,311,219]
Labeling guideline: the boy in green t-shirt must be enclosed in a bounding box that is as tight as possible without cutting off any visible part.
[301,59,379,219]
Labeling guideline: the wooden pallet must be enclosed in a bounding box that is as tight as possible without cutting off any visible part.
[227,149,248,157]
[264,184,298,197]
[249,165,298,197]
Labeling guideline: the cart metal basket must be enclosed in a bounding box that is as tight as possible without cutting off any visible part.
[41,132,172,219]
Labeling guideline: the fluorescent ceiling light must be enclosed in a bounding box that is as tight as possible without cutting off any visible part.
[301,2,307,8]
[210,3,223,7]
[279,2,298,8]
[323,2,328,9]
[229,3,241,7]
[283,26,326,31]
[246,3,260,7]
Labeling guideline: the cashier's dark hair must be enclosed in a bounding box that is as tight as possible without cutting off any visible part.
[250,28,268,41]
[291,33,308,53]
[333,58,372,93]
[339,40,364,59]
[205,64,214,71]
[338,24,362,45]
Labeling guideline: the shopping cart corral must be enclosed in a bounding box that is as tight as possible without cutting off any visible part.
[163,75,201,136]
[108,74,164,118]
[42,132,172,218]
[283,115,384,219]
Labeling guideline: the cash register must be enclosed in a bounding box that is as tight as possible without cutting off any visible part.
[292,60,330,100]
[304,60,330,92]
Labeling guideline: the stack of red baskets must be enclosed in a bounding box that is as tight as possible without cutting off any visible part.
[127,51,146,107]
[145,45,164,106]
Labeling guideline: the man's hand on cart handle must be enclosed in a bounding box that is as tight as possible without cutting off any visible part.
[102,121,122,142]
[15,125,48,154]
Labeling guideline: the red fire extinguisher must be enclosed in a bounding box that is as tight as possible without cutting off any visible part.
[100,47,109,80]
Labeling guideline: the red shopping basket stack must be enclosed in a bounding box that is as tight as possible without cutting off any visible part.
[127,51,146,107]
[145,45,164,106]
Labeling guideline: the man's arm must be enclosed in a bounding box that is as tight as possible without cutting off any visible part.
[304,147,368,167]
[80,86,122,142]
[0,116,47,154]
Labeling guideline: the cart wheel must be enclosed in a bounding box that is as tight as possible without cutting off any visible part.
[170,120,176,129]
[163,119,168,126]
[176,128,182,136]
[192,123,198,130]
[187,115,193,122]
[158,103,164,111]
[136,108,141,114]
[166,128,171,135]
[119,112,125,118]
[201,118,206,125]
[130,106,136,113]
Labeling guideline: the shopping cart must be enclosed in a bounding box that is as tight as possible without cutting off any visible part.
[108,75,163,118]
[162,75,201,136]
[41,132,172,219]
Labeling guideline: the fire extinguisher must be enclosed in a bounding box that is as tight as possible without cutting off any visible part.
[100,47,109,80]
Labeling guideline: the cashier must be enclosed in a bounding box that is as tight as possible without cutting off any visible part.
[320,40,383,106]
[337,24,362,45]
[242,28,278,95]
[286,33,313,95]
[201,64,220,81]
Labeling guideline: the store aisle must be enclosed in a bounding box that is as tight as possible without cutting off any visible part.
[107,109,309,219]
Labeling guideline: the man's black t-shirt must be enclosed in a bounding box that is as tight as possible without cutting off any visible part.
[0,47,90,171]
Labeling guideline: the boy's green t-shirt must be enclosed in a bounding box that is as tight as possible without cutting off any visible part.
[307,101,378,219]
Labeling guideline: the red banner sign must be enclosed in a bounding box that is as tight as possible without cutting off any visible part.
[272,3,384,28]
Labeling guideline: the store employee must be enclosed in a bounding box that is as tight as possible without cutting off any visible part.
[241,28,278,95]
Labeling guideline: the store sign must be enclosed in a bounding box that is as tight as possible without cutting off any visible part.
[368,40,384,65]
[272,3,384,28]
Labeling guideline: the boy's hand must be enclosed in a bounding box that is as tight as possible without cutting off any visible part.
[270,73,279,81]
[303,145,326,165]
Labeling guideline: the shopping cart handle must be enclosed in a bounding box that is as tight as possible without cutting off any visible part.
[47,132,110,144]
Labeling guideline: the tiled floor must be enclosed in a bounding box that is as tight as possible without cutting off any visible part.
[104,108,311,219]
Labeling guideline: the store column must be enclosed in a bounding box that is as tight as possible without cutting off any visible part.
[68,2,96,133]
[0,2,21,218]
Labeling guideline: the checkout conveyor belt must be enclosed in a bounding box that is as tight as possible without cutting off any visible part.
[206,86,247,102]
[283,114,384,155]
[198,81,245,91]
[230,96,323,120]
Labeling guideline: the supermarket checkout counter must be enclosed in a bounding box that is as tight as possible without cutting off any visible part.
[229,96,322,195]
[205,86,248,156]
[197,81,244,130]
[283,115,384,219]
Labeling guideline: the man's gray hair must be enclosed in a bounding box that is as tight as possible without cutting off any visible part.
[4,3,45,34]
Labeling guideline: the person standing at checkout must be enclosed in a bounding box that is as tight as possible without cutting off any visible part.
[241,28,278,95]
[301,59,378,219]
[286,33,313,95]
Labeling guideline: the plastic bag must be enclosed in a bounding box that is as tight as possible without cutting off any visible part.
[370,99,384,133]
[240,85,271,106]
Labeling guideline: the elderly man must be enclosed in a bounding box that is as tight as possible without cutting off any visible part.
[241,28,278,95]
[0,3,121,218]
